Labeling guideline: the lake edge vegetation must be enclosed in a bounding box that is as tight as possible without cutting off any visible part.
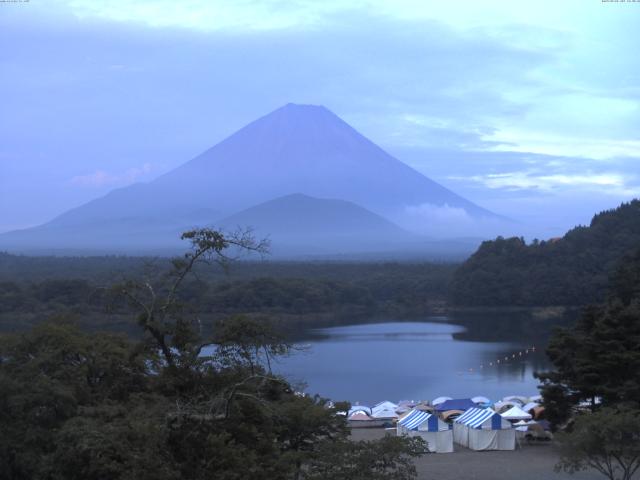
[0,228,425,480]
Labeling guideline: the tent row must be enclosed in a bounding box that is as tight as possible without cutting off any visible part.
[350,398,542,420]
[397,406,521,453]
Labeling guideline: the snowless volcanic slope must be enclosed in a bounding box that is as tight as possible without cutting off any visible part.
[1,103,500,253]
[216,193,418,255]
[218,193,410,237]
[157,103,493,217]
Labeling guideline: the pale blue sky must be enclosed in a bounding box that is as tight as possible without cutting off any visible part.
[1,0,639,237]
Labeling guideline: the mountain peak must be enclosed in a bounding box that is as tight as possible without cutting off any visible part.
[259,102,338,125]
[0,103,502,253]
[281,102,329,112]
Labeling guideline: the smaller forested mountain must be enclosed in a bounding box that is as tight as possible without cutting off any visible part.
[450,200,640,306]
[217,194,416,255]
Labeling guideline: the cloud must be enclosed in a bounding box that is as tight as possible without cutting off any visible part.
[59,0,609,34]
[1,0,639,237]
[462,171,625,190]
[69,163,154,188]
[64,0,329,31]
[484,123,640,161]
[449,168,640,197]
[0,5,563,154]
[400,202,515,238]
[404,203,473,222]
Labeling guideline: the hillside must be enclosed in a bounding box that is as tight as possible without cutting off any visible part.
[217,193,416,255]
[449,200,640,306]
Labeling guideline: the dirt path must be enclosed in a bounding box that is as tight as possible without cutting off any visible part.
[350,428,612,480]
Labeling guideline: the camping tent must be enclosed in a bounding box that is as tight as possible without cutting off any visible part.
[435,398,476,412]
[501,406,533,421]
[397,409,453,453]
[347,411,375,427]
[396,400,417,414]
[431,396,452,406]
[472,396,491,405]
[502,395,527,405]
[493,401,518,414]
[415,403,435,413]
[348,405,372,416]
[440,410,464,422]
[522,402,540,413]
[371,401,399,419]
[453,408,515,451]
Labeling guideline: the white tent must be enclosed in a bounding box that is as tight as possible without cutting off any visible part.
[347,411,375,426]
[471,396,490,405]
[513,420,534,426]
[453,408,515,451]
[397,409,453,453]
[493,400,518,413]
[501,406,533,421]
[502,395,527,405]
[522,402,540,413]
[348,405,372,416]
[432,396,452,406]
[371,401,399,419]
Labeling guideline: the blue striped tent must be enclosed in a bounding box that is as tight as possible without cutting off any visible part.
[398,410,440,431]
[454,407,508,429]
[397,409,453,453]
[453,408,515,451]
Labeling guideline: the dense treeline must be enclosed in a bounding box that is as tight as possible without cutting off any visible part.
[0,229,424,480]
[0,257,455,334]
[450,200,640,306]
[535,248,640,479]
[537,247,640,426]
[0,252,456,285]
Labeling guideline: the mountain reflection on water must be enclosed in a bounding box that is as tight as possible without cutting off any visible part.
[275,316,562,404]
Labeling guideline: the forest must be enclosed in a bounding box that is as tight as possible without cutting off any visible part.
[0,253,454,336]
[3,201,640,339]
[0,229,426,480]
[2,205,640,479]
[449,200,640,307]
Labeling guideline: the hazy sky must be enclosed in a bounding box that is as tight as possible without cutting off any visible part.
[1,0,639,237]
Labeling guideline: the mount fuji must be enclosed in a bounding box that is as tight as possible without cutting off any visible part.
[1,103,502,256]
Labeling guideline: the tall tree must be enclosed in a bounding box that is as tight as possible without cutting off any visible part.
[303,435,425,480]
[555,407,640,480]
[536,248,640,427]
[0,228,423,480]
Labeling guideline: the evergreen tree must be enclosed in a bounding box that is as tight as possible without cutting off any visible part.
[0,229,422,480]
[536,248,640,427]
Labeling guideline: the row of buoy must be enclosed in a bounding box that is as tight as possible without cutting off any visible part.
[464,346,537,374]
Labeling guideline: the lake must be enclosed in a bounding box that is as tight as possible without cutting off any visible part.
[274,319,551,404]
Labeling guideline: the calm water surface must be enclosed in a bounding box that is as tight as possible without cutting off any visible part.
[274,320,549,404]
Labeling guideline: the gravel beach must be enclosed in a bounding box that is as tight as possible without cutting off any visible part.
[350,428,618,480]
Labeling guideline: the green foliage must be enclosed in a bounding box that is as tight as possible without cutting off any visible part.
[536,247,640,427]
[0,261,454,334]
[450,200,640,306]
[212,315,291,373]
[555,407,640,480]
[0,229,423,480]
[0,322,150,480]
[303,435,425,480]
